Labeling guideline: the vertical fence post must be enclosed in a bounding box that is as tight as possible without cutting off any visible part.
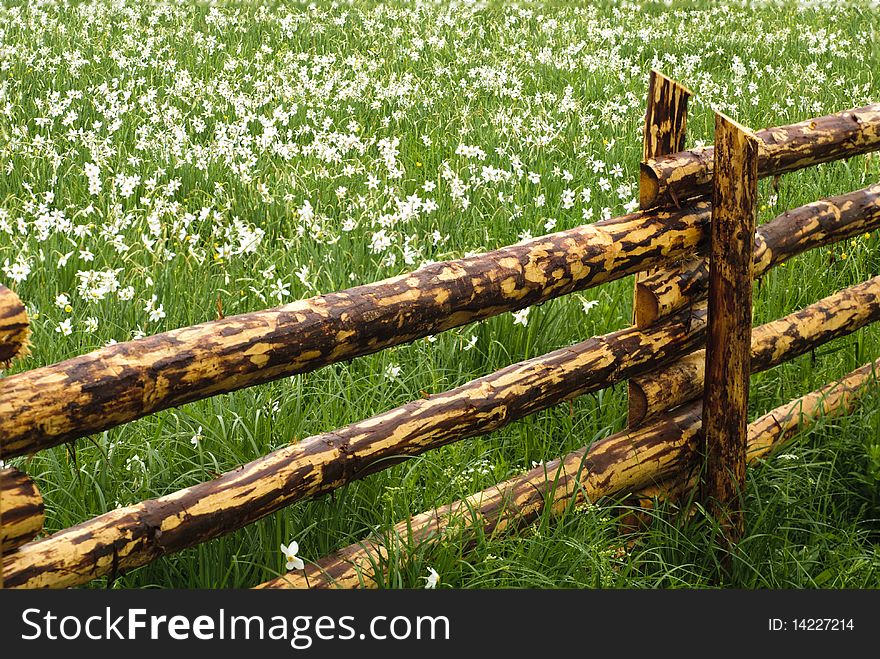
[702,112,759,544]
[629,70,691,427]
[619,70,692,535]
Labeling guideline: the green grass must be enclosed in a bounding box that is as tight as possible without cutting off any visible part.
[1,0,878,588]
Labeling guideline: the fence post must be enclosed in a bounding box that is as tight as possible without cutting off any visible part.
[619,70,692,534]
[702,112,759,544]
[629,69,692,426]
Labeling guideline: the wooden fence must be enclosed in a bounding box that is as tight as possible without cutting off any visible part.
[1,71,879,588]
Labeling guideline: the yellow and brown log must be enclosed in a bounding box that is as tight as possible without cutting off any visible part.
[636,182,880,328]
[629,275,880,426]
[640,103,880,209]
[0,467,44,555]
[0,307,707,589]
[629,70,693,420]
[623,70,694,529]
[0,201,716,460]
[634,356,880,519]
[702,112,759,540]
[0,285,29,366]
[257,403,705,590]
[257,357,880,590]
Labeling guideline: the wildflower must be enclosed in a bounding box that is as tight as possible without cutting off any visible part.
[269,278,290,302]
[55,319,73,336]
[191,426,203,447]
[422,567,440,589]
[55,293,71,309]
[463,334,478,351]
[385,363,402,380]
[512,308,530,326]
[281,540,304,571]
[142,295,166,323]
[83,317,99,332]
[581,298,600,314]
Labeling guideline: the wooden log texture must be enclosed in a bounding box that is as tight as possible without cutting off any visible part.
[257,356,880,589]
[702,112,759,539]
[640,103,880,209]
[0,284,29,365]
[0,201,714,460]
[627,356,880,531]
[642,70,691,162]
[636,183,880,328]
[628,70,692,425]
[0,467,45,555]
[0,308,707,589]
[629,275,880,425]
[257,404,705,590]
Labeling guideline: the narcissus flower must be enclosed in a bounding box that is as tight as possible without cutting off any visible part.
[423,567,439,589]
[281,540,304,571]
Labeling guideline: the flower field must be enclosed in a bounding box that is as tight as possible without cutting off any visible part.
[1,0,879,588]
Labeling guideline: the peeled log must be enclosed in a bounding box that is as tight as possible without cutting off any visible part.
[636,183,880,328]
[0,467,44,555]
[257,404,704,590]
[257,357,880,589]
[0,285,29,365]
[702,112,758,538]
[640,103,880,209]
[629,275,880,426]
[628,70,693,429]
[0,202,713,461]
[632,356,880,515]
[0,308,706,589]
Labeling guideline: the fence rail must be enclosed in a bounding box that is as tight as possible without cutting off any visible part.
[1,70,879,589]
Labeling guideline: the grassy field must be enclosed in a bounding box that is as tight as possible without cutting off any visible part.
[1,0,879,588]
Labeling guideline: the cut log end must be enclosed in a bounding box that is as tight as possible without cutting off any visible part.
[0,467,45,554]
[0,285,30,366]
[639,163,661,210]
[634,281,662,329]
[627,381,649,427]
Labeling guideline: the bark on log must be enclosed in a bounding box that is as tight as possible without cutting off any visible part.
[0,285,29,366]
[632,356,880,518]
[628,70,693,425]
[256,357,880,589]
[640,103,880,209]
[0,308,706,589]
[630,276,880,426]
[642,70,691,162]
[0,467,44,556]
[257,404,704,590]
[635,182,880,328]
[0,201,714,460]
[702,112,758,541]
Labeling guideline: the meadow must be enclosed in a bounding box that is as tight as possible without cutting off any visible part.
[1,0,879,588]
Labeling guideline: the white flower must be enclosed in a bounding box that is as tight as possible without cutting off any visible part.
[83,317,99,332]
[191,426,203,447]
[385,363,402,380]
[55,293,71,309]
[422,567,439,589]
[463,334,478,351]
[281,540,304,571]
[581,298,600,314]
[143,295,166,323]
[55,319,73,336]
[512,308,530,326]
[269,278,290,302]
